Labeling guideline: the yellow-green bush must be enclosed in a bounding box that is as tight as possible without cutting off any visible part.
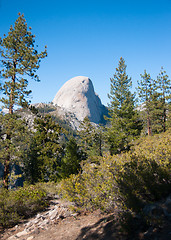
[132,128,171,166]
[59,129,171,213]
[0,185,48,227]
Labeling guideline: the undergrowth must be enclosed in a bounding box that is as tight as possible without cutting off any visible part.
[58,129,171,232]
[0,184,48,227]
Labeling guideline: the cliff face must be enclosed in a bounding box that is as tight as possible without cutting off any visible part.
[52,76,107,124]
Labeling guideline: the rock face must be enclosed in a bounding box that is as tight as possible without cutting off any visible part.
[52,76,106,124]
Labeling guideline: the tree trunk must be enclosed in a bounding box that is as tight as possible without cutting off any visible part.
[163,107,166,132]
[162,87,166,132]
[147,115,152,136]
[4,60,16,187]
[3,133,11,189]
[9,60,16,114]
[3,159,10,190]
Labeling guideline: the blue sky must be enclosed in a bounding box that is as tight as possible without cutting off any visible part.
[0,0,171,106]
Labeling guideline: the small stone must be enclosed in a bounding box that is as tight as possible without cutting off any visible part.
[49,208,58,220]
[27,236,34,240]
[33,227,40,235]
[7,236,18,240]
[36,214,41,219]
[44,212,49,216]
[16,230,29,237]
[39,219,50,226]
[25,221,33,228]
[25,225,35,233]
[32,219,40,224]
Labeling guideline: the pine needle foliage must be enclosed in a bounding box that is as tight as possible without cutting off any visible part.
[138,68,171,134]
[0,113,29,188]
[0,13,47,188]
[0,13,47,113]
[107,57,142,155]
[24,115,63,183]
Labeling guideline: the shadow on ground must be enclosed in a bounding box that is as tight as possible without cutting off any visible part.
[76,214,125,240]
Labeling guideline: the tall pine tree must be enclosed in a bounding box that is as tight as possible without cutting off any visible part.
[138,68,171,134]
[156,67,171,132]
[107,57,142,155]
[0,13,47,113]
[137,70,154,135]
[0,13,47,188]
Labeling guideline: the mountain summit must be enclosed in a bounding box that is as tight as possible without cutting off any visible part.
[52,76,107,124]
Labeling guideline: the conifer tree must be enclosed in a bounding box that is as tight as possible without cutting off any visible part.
[137,70,154,135]
[138,68,171,134]
[156,67,171,132]
[29,115,63,182]
[0,113,29,188]
[0,13,47,188]
[107,57,142,155]
[79,116,94,155]
[79,116,104,158]
[61,137,83,178]
[0,13,47,113]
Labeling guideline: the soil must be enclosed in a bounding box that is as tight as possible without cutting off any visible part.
[1,203,171,240]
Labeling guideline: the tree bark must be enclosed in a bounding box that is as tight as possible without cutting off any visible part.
[9,60,16,114]
[3,133,11,189]
[147,115,152,136]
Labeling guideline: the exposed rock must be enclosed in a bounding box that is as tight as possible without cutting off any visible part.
[7,236,18,240]
[52,76,107,125]
[27,236,34,240]
[6,197,75,240]
[16,230,29,237]
[12,77,108,131]
[143,194,171,221]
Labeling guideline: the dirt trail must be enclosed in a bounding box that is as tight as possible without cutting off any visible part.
[1,210,122,240]
[1,196,171,240]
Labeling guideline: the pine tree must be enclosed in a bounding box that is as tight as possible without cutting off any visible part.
[78,116,104,158]
[156,67,171,132]
[61,137,83,178]
[138,68,171,134]
[137,70,154,135]
[79,116,94,155]
[0,13,47,188]
[29,115,63,182]
[0,113,29,188]
[107,57,142,155]
[0,13,47,113]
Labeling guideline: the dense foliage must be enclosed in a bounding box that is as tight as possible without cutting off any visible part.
[0,13,47,188]
[0,184,48,227]
[0,113,29,188]
[59,129,171,213]
[138,67,171,135]
[107,57,143,155]
[0,13,47,114]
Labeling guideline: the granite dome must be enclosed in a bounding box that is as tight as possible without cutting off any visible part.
[52,76,106,124]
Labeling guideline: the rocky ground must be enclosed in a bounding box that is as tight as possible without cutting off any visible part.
[1,195,171,240]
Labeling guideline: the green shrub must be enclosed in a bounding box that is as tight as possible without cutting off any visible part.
[0,184,48,227]
[58,129,171,214]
